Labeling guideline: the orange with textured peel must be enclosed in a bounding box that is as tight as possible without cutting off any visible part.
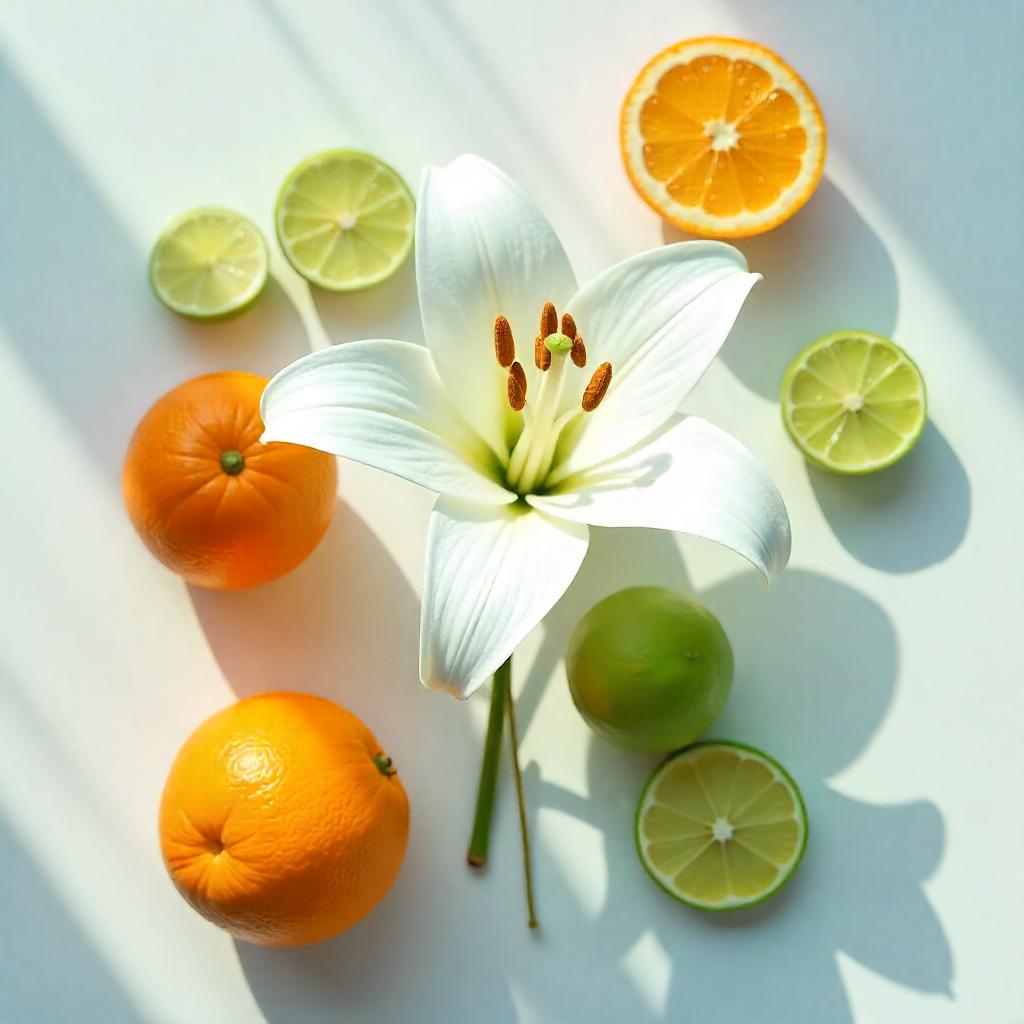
[621,37,826,238]
[122,371,337,589]
[159,692,410,947]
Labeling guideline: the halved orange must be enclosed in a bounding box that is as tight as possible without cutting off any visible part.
[621,37,826,238]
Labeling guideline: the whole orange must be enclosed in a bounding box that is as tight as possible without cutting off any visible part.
[159,692,410,947]
[122,371,337,589]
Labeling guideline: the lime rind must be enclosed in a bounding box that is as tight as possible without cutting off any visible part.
[780,330,927,475]
[274,149,415,292]
[635,740,808,912]
[149,207,269,321]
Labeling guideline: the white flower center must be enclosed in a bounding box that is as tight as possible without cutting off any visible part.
[491,303,612,495]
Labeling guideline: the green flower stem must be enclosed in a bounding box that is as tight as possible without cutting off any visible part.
[506,676,539,930]
[467,658,510,867]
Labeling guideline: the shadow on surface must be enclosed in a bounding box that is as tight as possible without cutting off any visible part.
[518,528,952,1023]
[252,0,371,141]
[724,0,1024,393]
[808,422,970,573]
[311,256,423,347]
[663,180,899,400]
[171,276,311,368]
[0,65,310,481]
[189,500,517,1024]
[0,828,143,1024]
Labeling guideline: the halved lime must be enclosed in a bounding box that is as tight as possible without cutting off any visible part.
[275,149,415,291]
[635,741,808,911]
[149,207,268,321]
[781,330,927,474]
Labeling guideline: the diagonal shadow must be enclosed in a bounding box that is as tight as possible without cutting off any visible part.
[251,0,372,142]
[364,0,624,258]
[0,827,144,1023]
[0,63,311,482]
[722,0,1024,394]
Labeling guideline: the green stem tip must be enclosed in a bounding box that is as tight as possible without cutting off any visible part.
[220,449,245,475]
[506,675,539,930]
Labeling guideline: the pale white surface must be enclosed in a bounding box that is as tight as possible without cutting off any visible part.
[1,2,1022,1023]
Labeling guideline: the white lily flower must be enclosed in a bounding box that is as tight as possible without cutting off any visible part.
[261,155,791,700]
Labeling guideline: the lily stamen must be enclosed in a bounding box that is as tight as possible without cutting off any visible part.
[560,313,576,339]
[494,315,515,368]
[540,302,558,338]
[571,336,587,368]
[534,335,551,371]
[507,364,527,411]
[582,362,612,412]
[509,360,527,396]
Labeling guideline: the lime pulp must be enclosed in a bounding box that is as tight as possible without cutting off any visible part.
[635,741,808,911]
[149,207,268,321]
[780,330,927,474]
[274,149,415,292]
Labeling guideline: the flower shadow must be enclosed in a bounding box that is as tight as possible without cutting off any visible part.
[516,527,952,1023]
[662,179,899,401]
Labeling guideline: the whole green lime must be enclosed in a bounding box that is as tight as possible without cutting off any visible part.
[565,587,733,753]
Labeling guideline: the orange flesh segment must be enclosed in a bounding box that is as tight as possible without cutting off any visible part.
[640,54,810,215]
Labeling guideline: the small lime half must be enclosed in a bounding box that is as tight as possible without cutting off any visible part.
[275,149,415,291]
[781,330,927,474]
[635,741,808,911]
[149,207,268,321]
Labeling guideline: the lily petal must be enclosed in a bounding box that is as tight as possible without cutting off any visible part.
[261,340,515,505]
[531,415,791,579]
[417,155,577,459]
[419,498,589,699]
[555,242,758,480]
